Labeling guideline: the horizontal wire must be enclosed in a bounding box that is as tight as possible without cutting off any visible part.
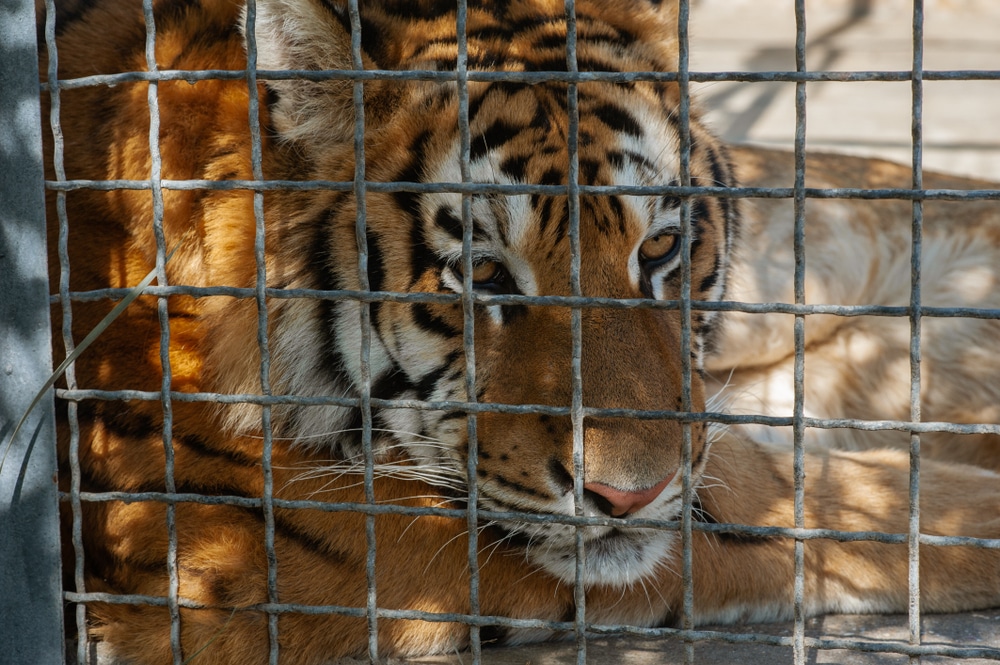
[58,493,1000,549]
[52,387,1000,435]
[58,590,1000,661]
[41,177,1000,201]
[39,66,1000,91]
[44,285,1000,320]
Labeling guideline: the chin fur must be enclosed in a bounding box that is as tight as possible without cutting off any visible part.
[529,527,679,587]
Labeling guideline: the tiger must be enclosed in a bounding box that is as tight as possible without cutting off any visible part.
[38,0,1000,663]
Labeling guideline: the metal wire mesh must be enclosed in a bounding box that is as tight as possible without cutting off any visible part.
[22,0,1000,664]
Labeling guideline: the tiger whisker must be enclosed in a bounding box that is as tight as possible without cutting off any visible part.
[423,522,496,573]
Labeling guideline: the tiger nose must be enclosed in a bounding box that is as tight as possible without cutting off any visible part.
[583,472,676,517]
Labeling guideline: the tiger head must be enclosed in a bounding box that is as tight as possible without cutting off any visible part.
[218,0,738,587]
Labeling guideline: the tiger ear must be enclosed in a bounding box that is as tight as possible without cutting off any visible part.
[245,0,374,149]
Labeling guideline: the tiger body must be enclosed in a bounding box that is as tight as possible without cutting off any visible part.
[38,0,1000,662]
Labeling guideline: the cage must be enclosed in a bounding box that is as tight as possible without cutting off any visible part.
[2,0,1000,664]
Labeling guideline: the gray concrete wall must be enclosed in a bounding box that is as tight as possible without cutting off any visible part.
[0,0,65,661]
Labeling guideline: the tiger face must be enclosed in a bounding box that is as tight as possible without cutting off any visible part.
[221,0,738,587]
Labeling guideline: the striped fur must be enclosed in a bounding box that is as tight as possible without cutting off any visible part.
[39,0,1000,663]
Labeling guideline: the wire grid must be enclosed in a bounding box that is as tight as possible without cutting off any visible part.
[37,0,1000,664]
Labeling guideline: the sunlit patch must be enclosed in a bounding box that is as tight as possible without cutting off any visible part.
[950,265,996,303]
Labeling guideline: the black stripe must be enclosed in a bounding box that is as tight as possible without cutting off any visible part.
[471,119,519,162]
[316,0,348,23]
[334,367,415,457]
[591,103,643,138]
[538,167,564,187]
[661,178,682,211]
[410,218,439,285]
[579,158,601,185]
[623,149,657,175]
[178,433,262,468]
[606,195,625,231]
[434,206,464,241]
[583,26,636,49]
[372,367,415,401]
[467,24,515,43]
[365,229,385,293]
[415,351,460,401]
[532,194,547,236]
[581,197,607,234]
[552,198,570,246]
[689,199,710,253]
[379,0,456,20]
[524,57,568,72]
[412,303,461,337]
[577,57,629,73]
[698,255,720,294]
[639,273,654,299]
[273,511,355,565]
[392,130,433,219]
[533,32,568,50]
[532,196,569,249]
[365,229,388,336]
[703,139,730,189]
[529,103,551,132]
[501,302,528,323]
[318,301,356,401]
[701,140,734,226]
[547,458,573,494]
[499,155,529,180]
[314,195,349,289]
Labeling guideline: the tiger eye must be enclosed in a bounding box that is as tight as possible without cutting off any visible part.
[639,234,678,262]
[459,260,503,285]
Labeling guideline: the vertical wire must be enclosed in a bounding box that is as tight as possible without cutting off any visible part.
[242,3,280,662]
[454,2,482,662]
[140,2,182,662]
[676,2,695,663]
[907,0,925,661]
[344,1,378,661]
[561,2,586,664]
[792,1,808,664]
[43,2,87,661]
